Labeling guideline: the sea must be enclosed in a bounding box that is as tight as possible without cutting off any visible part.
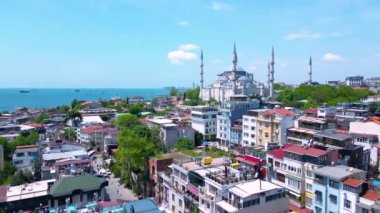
[0,88,169,112]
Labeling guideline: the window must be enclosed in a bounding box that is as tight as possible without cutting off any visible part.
[329,180,339,189]
[274,161,280,168]
[243,198,260,208]
[265,132,269,138]
[329,194,337,204]
[178,199,182,207]
[288,178,300,189]
[172,205,175,212]
[206,202,210,209]
[315,190,322,204]
[306,183,312,191]
[305,197,312,207]
[172,194,175,201]
[306,170,313,177]
[361,208,370,213]
[315,207,322,213]
[344,199,351,209]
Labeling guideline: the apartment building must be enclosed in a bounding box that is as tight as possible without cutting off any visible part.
[217,95,259,149]
[312,165,366,213]
[255,108,296,150]
[191,106,218,140]
[79,125,117,152]
[267,144,328,210]
[215,180,289,213]
[287,116,333,146]
[12,145,39,170]
[241,109,266,147]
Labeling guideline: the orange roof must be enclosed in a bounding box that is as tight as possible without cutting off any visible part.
[260,108,296,117]
[16,144,37,149]
[363,190,380,201]
[304,108,318,114]
[343,178,365,187]
[368,117,380,125]
[24,122,44,128]
[80,125,104,133]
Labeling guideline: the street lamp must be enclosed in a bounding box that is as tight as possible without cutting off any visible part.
[65,197,70,209]
[93,192,98,202]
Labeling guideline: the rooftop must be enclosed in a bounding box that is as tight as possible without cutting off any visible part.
[283,145,327,157]
[15,144,38,149]
[179,157,228,171]
[363,190,380,201]
[288,127,319,135]
[122,199,162,213]
[315,131,352,141]
[298,116,327,124]
[343,178,366,187]
[5,179,56,202]
[235,155,263,165]
[229,179,281,198]
[49,175,108,197]
[260,108,296,117]
[42,149,88,161]
[267,144,294,160]
[314,165,365,181]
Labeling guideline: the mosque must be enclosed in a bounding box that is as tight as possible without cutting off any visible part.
[199,44,276,102]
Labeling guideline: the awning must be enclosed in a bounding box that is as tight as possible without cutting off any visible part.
[186,184,199,197]
[305,192,313,198]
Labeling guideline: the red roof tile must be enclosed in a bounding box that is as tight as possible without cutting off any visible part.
[235,155,263,165]
[304,108,318,114]
[260,108,296,117]
[363,190,380,201]
[284,145,327,157]
[267,144,293,160]
[80,125,113,133]
[343,178,366,187]
[16,144,37,149]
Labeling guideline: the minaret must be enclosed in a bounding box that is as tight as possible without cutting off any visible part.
[232,43,238,95]
[308,56,312,85]
[200,49,204,99]
[267,61,270,90]
[269,46,275,99]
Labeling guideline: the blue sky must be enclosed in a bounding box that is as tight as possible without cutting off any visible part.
[0,0,379,88]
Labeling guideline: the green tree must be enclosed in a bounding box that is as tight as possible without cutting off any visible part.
[71,99,81,109]
[116,114,139,128]
[64,110,83,127]
[62,128,77,140]
[10,170,34,186]
[0,137,15,161]
[169,87,178,97]
[128,104,143,116]
[58,105,70,113]
[32,113,50,123]
[0,162,17,184]
[175,138,194,151]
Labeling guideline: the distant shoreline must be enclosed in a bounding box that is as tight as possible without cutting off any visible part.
[0,88,169,112]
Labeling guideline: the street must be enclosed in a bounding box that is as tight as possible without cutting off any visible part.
[92,154,138,202]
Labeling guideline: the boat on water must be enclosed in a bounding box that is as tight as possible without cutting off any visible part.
[75,89,81,92]
[19,90,31,93]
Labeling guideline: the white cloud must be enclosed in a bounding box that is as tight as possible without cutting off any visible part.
[211,1,233,11]
[322,53,344,62]
[167,50,197,64]
[177,20,189,26]
[179,44,200,51]
[284,29,340,40]
[280,63,287,68]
